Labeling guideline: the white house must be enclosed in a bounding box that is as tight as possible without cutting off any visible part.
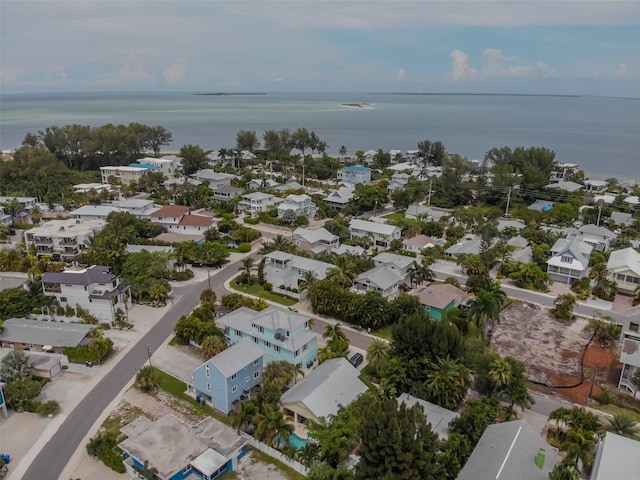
[324,185,355,209]
[606,247,640,295]
[264,251,333,291]
[192,170,235,189]
[571,224,616,252]
[351,265,403,299]
[387,173,411,193]
[24,219,107,259]
[547,237,592,285]
[238,193,283,217]
[113,198,159,218]
[373,252,415,281]
[100,166,152,185]
[136,156,181,176]
[292,227,339,253]
[337,166,372,185]
[277,194,317,220]
[584,179,608,192]
[348,219,402,248]
[402,235,439,253]
[69,205,126,221]
[41,265,131,322]
[149,205,214,234]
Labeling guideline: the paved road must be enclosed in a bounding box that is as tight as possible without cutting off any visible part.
[22,259,244,480]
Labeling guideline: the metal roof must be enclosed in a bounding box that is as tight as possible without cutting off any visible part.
[397,393,458,439]
[349,219,401,236]
[413,283,469,310]
[0,318,93,347]
[293,227,338,244]
[607,247,640,277]
[280,358,368,420]
[591,432,640,480]
[373,252,415,270]
[42,265,115,285]
[354,265,403,290]
[206,339,263,378]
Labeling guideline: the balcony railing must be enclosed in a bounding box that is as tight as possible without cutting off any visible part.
[620,376,637,395]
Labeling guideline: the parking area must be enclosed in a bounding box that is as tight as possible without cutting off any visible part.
[153,344,204,384]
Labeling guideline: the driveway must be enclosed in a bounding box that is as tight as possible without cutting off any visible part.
[153,344,204,384]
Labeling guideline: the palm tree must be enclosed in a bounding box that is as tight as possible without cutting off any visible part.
[200,335,227,358]
[549,407,571,441]
[229,401,257,434]
[324,324,347,343]
[470,284,506,341]
[0,349,32,382]
[239,257,255,277]
[424,356,470,410]
[561,429,596,473]
[588,262,608,284]
[549,464,580,480]
[30,205,43,224]
[295,442,320,468]
[255,405,293,448]
[339,145,347,163]
[604,412,640,439]
[366,339,390,373]
[488,357,513,393]
[135,365,158,392]
[301,270,317,288]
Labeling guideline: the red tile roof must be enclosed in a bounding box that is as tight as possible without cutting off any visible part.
[151,205,189,218]
[179,214,214,227]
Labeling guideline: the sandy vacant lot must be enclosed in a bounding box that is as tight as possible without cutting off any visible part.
[493,302,593,386]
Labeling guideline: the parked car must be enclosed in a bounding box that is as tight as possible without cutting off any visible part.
[349,353,364,368]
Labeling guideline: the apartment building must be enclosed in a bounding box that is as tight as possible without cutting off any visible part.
[24,219,107,259]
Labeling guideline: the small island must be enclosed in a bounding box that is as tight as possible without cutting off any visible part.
[191,92,266,96]
[341,102,373,108]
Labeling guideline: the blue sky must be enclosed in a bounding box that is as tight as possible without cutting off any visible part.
[1,1,639,96]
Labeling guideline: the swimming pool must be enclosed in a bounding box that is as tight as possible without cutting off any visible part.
[281,432,309,449]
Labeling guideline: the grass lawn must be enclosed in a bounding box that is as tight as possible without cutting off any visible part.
[382,212,406,222]
[230,277,297,306]
[597,404,640,423]
[374,324,394,340]
[168,336,180,346]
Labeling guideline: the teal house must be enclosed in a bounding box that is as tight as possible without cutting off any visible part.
[413,283,469,320]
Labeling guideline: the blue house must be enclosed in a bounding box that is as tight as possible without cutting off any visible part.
[119,414,247,480]
[337,165,372,185]
[191,339,264,415]
[217,306,319,367]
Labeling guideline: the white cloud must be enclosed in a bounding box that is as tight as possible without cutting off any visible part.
[274,77,285,82]
[617,63,628,76]
[449,49,552,82]
[396,68,408,81]
[448,50,478,81]
[97,54,155,86]
[163,58,186,85]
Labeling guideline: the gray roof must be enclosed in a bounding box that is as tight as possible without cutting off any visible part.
[497,219,527,232]
[242,192,277,201]
[266,251,333,280]
[293,227,338,245]
[550,237,592,269]
[332,244,366,256]
[578,224,616,240]
[354,265,403,290]
[42,265,115,286]
[607,247,640,277]
[349,218,401,236]
[70,205,126,217]
[280,358,368,420]
[0,318,93,347]
[373,252,415,270]
[445,235,484,256]
[193,170,235,182]
[212,185,243,195]
[591,432,640,480]
[0,272,28,291]
[0,348,64,373]
[397,393,458,439]
[610,212,633,226]
[511,245,533,264]
[507,236,529,249]
[413,283,469,310]
[206,339,263,378]
[405,204,452,221]
[126,244,175,255]
[546,181,584,192]
[191,416,247,456]
[457,419,558,480]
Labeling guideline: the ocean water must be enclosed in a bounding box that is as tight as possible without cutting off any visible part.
[1,92,638,179]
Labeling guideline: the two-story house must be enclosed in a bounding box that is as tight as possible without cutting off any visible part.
[0,196,38,223]
[264,251,333,293]
[349,219,402,248]
[547,237,592,285]
[211,186,243,203]
[192,170,236,189]
[100,165,152,185]
[337,166,372,185]
[68,205,127,221]
[24,219,107,259]
[114,198,159,218]
[41,265,131,322]
[373,252,415,281]
[292,227,339,253]
[190,339,264,414]
[324,185,355,209]
[238,192,283,217]
[150,205,215,234]
[571,224,616,252]
[277,194,317,220]
[351,265,403,299]
[136,156,182,177]
[606,247,640,295]
[387,173,411,193]
[413,283,470,320]
[217,306,319,366]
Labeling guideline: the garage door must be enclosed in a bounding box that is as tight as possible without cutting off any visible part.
[49,361,62,378]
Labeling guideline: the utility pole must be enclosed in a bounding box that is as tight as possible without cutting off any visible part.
[427,177,433,206]
[596,202,602,226]
[146,344,153,369]
[207,268,211,290]
[505,186,513,217]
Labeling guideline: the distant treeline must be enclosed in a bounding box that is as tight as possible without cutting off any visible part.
[21,123,173,170]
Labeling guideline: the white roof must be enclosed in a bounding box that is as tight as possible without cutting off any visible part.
[546,181,584,192]
[191,448,228,476]
[349,218,401,236]
[591,432,640,480]
[373,252,414,270]
[397,393,458,439]
[242,192,277,201]
[280,358,368,420]
[332,244,366,256]
[284,194,311,203]
[607,247,640,276]
[293,227,338,244]
[70,205,126,217]
[99,166,148,172]
[585,179,608,187]
[354,265,403,290]
[206,339,263,378]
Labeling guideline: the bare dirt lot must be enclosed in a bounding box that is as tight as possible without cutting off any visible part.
[494,302,593,385]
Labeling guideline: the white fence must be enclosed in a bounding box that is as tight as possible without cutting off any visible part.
[241,433,309,475]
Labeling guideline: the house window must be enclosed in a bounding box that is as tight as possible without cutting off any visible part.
[274,345,281,353]
[630,323,640,333]
[253,359,259,366]
[205,365,210,377]
[302,343,308,352]
[232,386,238,393]
[561,255,572,263]
[206,383,211,392]
[254,371,260,379]
[183,466,191,474]
[246,376,250,383]
[253,337,258,344]
[264,341,270,348]
[231,373,237,380]
[294,349,299,357]
[60,297,67,303]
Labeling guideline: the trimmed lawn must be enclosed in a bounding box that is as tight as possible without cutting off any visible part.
[382,212,406,222]
[374,324,394,340]
[230,277,297,306]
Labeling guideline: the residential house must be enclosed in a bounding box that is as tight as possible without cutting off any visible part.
[0,196,38,222]
[362,149,377,165]
[190,339,264,415]
[413,283,470,320]
[24,218,107,259]
[150,205,215,234]
[349,219,402,248]
[590,432,640,480]
[571,224,616,252]
[150,204,189,226]
[405,150,421,161]
[100,165,152,185]
[610,212,633,227]
[274,181,305,194]
[246,178,280,190]
[337,166,372,185]
[584,179,608,192]
[507,235,529,250]
[402,234,439,253]
[211,185,243,203]
[119,414,247,480]
[264,251,333,291]
[331,244,366,256]
[497,218,527,232]
[292,227,339,253]
[136,156,182,176]
[387,173,411,193]
[69,205,126,221]
[397,393,458,439]
[0,207,11,226]
[154,232,205,244]
[624,196,640,207]
[114,198,159,218]
[0,272,28,291]
[606,247,640,295]
[528,199,555,212]
[192,170,235,189]
[457,419,558,480]
[0,318,93,354]
[324,185,355,209]
[550,162,580,182]
[73,183,111,194]
[280,358,368,425]
[217,305,319,366]
[42,265,131,322]
[351,265,404,299]
[405,204,452,222]
[387,162,417,173]
[373,252,415,280]
[277,194,317,220]
[445,234,484,259]
[593,193,616,205]
[545,181,584,193]
[618,325,640,395]
[547,237,592,285]
[0,348,66,380]
[164,177,202,188]
[238,192,283,217]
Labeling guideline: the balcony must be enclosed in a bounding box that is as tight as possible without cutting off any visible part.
[32,237,53,245]
[60,238,77,245]
[43,285,62,294]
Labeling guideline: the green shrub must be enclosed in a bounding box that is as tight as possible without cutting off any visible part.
[263,282,273,292]
[168,269,194,281]
[238,242,251,253]
[38,400,61,416]
[243,217,259,225]
[4,377,43,412]
[86,431,126,473]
